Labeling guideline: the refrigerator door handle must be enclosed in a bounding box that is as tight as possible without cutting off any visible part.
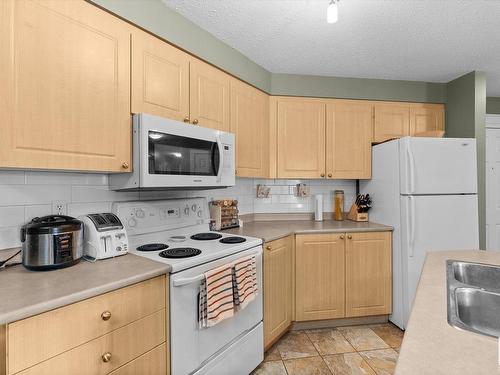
[407,140,416,193]
[408,196,416,257]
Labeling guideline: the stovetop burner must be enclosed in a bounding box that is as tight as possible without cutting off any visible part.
[219,236,247,244]
[190,232,223,241]
[137,243,169,252]
[159,247,202,259]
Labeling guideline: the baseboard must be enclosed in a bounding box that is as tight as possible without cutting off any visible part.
[290,315,389,330]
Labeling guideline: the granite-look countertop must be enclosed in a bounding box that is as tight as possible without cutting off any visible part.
[396,250,500,375]
[0,253,170,324]
[226,219,393,242]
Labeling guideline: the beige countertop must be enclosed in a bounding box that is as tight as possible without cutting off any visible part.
[396,250,500,375]
[226,219,393,242]
[0,253,170,324]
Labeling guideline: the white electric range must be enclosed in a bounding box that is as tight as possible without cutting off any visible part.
[113,198,264,375]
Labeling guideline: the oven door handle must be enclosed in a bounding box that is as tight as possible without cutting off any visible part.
[216,134,224,182]
[173,274,205,287]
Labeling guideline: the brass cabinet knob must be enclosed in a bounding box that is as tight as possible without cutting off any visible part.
[192,119,199,125]
[121,162,129,169]
[101,311,111,321]
[320,173,325,177]
[339,235,345,240]
[266,246,272,250]
[347,235,352,239]
[183,116,190,123]
[328,173,332,178]
[102,352,112,363]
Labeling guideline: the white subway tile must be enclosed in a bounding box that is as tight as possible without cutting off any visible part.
[25,172,108,185]
[0,206,25,227]
[139,190,187,200]
[24,205,51,221]
[68,202,112,217]
[0,185,71,206]
[0,226,21,249]
[0,171,25,185]
[71,186,138,203]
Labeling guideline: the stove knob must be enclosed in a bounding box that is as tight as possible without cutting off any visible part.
[128,218,137,228]
[191,204,197,212]
[135,208,145,218]
[197,210,203,218]
[184,206,190,215]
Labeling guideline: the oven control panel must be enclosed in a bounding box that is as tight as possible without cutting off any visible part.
[112,198,208,235]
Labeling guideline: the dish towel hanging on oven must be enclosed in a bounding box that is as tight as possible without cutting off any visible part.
[232,255,258,311]
[199,263,234,328]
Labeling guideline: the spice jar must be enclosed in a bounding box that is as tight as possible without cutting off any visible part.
[334,190,344,221]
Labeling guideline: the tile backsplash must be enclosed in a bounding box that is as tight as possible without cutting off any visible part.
[0,170,355,250]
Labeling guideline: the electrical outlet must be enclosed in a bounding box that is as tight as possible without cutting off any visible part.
[52,201,68,215]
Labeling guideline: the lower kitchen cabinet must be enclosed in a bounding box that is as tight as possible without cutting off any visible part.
[263,236,293,349]
[295,231,392,322]
[295,233,346,321]
[0,275,169,375]
[345,232,392,317]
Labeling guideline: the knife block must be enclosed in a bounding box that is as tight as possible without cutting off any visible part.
[347,203,368,222]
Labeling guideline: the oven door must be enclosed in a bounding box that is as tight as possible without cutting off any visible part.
[137,114,229,188]
[170,246,263,375]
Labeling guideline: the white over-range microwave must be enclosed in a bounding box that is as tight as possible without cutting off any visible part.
[109,114,235,191]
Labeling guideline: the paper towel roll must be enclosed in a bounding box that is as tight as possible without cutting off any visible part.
[314,194,323,221]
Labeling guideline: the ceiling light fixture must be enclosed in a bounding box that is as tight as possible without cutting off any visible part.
[327,0,339,24]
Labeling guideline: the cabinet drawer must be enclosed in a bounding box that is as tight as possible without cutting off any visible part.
[109,343,167,375]
[8,276,166,374]
[16,310,165,375]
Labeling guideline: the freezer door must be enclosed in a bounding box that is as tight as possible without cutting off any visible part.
[400,194,479,327]
[399,137,477,195]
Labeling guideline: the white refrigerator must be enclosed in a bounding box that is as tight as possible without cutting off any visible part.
[361,137,479,329]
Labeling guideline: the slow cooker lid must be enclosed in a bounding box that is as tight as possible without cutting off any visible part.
[24,215,83,233]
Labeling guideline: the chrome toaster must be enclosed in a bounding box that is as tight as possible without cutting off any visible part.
[78,213,128,260]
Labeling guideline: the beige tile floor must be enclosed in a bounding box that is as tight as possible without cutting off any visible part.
[253,323,403,375]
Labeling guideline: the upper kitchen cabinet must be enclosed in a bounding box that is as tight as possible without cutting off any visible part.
[0,0,132,172]
[131,30,190,122]
[190,59,231,132]
[326,100,373,179]
[409,103,445,136]
[373,102,410,143]
[275,97,326,179]
[230,79,269,178]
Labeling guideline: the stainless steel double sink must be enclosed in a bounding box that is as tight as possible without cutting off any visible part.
[447,260,500,337]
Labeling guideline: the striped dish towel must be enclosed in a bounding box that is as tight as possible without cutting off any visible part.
[232,255,258,311]
[199,263,234,328]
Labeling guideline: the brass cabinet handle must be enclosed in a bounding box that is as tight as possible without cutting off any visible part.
[121,162,129,169]
[347,235,352,239]
[101,311,112,321]
[266,246,272,250]
[339,235,345,240]
[102,352,112,363]
[192,119,199,125]
[183,116,190,123]
[328,173,332,178]
[320,173,325,177]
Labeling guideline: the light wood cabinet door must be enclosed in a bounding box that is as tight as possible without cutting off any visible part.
[263,236,293,349]
[345,232,392,317]
[276,98,326,178]
[0,0,131,172]
[190,59,230,131]
[109,343,167,375]
[373,102,410,142]
[295,233,345,321]
[131,30,190,122]
[326,100,373,179]
[409,103,445,135]
[230,79,269,178]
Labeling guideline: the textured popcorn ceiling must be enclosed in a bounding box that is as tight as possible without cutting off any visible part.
[161,0,500,95]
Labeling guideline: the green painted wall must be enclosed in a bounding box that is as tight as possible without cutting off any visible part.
[91,0,447,104]
[271,74,447,103]
[446,71,487,249]
[487,97,500,114]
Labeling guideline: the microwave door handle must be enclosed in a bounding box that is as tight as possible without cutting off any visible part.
[216,135,224,181]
